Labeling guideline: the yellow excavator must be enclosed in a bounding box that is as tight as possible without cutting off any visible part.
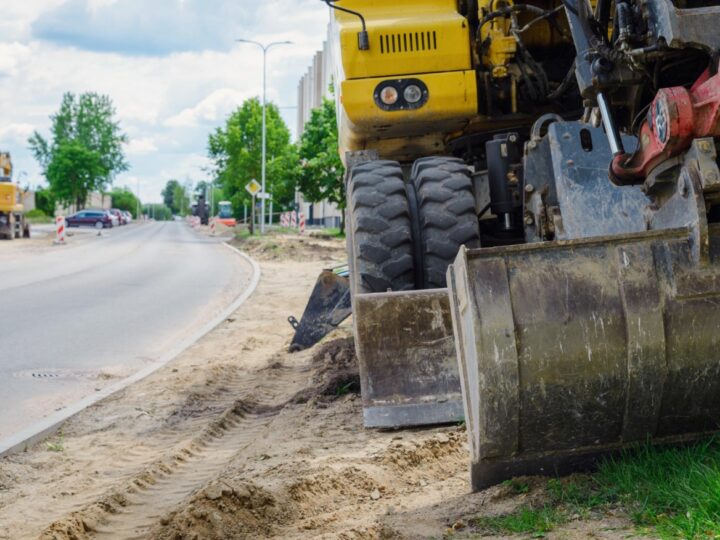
[314,0,720,490]
[0,153,30,241]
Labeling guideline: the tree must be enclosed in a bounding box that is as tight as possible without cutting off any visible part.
[143,204,173,221]
[34,187,56,217]
[111,187,141,218]
[29,92,128,209]
[161,179,190,215]
[208,97,296,219]
[296,98,345,213]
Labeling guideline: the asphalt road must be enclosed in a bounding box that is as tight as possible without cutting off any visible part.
[0,221,252,440]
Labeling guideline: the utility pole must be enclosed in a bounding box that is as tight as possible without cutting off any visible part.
[236,38,292,234]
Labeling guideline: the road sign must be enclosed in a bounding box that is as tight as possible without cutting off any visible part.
[245,179,262,197]
[257,192,271,200]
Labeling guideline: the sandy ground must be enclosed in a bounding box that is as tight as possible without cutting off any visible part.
[0,231,643,540]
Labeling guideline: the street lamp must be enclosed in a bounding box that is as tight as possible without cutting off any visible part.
[236,38,292,233]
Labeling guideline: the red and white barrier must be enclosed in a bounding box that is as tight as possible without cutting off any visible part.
[210,217,217,236]
[299,213,306,235]
[280,212,289,228]
[54,216,66,245]
[290,211,297,229]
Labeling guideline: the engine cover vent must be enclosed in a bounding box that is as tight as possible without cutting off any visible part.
[379,31,438,54]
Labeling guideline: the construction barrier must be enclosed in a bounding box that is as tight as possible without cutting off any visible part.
[54,216,66,245]
[299,213,306,234]
[291,211,297,228]
[210,217,216,236]
[280,212,289,228]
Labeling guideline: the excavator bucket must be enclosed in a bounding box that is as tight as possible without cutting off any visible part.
[354,289,463,428]
[448,227,720,491]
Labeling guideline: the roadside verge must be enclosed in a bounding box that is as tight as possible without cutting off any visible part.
[0,241,261,459]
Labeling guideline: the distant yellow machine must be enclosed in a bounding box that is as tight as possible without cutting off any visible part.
[0,152,30,240]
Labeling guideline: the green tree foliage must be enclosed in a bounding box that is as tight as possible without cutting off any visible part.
[143,204,173,221]
[34,187,56,217]
[162,179,180,209]
[29,92,128,209]
[296,98,345,209]
[208,98,296,218]
[111,187,141,218]
[161,179,191,215]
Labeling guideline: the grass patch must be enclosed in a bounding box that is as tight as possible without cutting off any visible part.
[474,506,568,536]
[596,439,720,539]
[27,216,54,225]
[467,439,720,539]
[311,227,345,239]
[45,433,65,453]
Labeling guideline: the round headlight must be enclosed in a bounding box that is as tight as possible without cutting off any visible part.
[379,85,399,106]
[404,84,423,104]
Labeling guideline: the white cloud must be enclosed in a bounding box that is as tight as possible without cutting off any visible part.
[165,88,249,128]
[0,42,32,77]
[125,137,158,156]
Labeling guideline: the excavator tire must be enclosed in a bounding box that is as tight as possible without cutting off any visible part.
[411,157,481,289]
[346,160,415,295]
[347,159,463,428]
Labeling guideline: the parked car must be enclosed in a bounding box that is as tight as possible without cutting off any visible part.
[66,209,115,229]
[122,211,133,224]
[110,208,128,225]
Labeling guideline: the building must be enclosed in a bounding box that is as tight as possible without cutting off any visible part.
[56,192,112,216]
[295,39,343,229]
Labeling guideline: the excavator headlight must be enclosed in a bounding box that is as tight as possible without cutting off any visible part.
[378,85,399,106]
[404,84,423,104]
[374,79,429,111]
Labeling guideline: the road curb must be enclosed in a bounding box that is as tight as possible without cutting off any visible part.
[0,240,261,459]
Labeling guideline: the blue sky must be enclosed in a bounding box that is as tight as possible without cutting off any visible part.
[0,1,329,202]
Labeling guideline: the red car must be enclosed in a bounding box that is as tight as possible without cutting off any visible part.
[110,209,128,225]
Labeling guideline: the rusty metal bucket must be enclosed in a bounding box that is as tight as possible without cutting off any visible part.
[448,227,720,491]
[354,289,463,428]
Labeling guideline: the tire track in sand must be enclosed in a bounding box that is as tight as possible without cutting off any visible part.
[42,362,307,540]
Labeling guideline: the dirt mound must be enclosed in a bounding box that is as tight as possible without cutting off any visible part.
[40,492,131,540]
[288,466,383,505]
[151,481,280,540]
[379,430,465,474]
[231,233,345,262]
[291,337,359,404]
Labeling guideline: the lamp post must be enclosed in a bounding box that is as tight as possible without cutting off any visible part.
[236,38,292,234]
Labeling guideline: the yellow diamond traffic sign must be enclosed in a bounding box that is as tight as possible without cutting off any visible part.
[245,179,262,197]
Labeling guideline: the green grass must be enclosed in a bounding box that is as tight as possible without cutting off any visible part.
[596,440,720,539]
[474,506,566,536]
[468,439,720,539]
[25,209,53,224]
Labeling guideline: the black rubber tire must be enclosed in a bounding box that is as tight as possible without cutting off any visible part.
[346,160,415,294]
[412,157,481,289]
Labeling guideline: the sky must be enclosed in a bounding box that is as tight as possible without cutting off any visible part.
[0,1,330,203]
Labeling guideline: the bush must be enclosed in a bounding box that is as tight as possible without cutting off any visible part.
[26,209,47,218]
